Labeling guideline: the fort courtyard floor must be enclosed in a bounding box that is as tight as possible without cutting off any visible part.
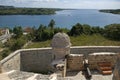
[66,71,112,80]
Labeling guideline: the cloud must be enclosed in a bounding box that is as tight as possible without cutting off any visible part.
[13,0,58,2]
[0,0,120,9]
[79,0,120,9]
[32,0,58,2]
[45,0,58,2]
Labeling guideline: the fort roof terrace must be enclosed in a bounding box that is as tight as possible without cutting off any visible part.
[0,46,120,80]
[0,32,120,80]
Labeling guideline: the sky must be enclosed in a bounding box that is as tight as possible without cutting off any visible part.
[0,0,120,9]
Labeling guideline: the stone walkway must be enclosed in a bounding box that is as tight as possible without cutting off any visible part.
[0,71,11,80]
[66,71,112,80]
[0,70,113,80]
[0,70,49,80]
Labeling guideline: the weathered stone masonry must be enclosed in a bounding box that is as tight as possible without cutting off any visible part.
[67,54,84,71]
[0,50,21,72]
[88,52,117,70]
[0,48,53,73]
[113,54,120,80]
[0,46,120,73]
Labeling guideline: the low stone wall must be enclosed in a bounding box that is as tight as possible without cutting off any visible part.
[67,54,84,71]
[0,46,120,73]
[0,48,53,73]
[20,48,53,73]
[71,46,120,57]
[0,50,21,72]
[67,52,118,71]
[88,52,118,70]
[113,54,120,80]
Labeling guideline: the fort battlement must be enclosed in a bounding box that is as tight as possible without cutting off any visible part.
[0,46,120,73]
[1,32,120,80]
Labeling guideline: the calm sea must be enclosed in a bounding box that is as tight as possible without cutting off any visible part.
[0,9,120,29]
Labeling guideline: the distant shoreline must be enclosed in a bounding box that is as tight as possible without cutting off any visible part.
[99,9,120,15]
[0,9,120,29]
[0,5,64,15]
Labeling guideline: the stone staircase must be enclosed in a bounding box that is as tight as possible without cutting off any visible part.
[97,62,112,75]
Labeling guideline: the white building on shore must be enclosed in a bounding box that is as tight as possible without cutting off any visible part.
[0,28,11,43]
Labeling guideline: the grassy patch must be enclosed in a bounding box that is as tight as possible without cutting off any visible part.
[70,34,120,46]
[24,34,120,48]
[24,40,51,48]
[0,48,12,60]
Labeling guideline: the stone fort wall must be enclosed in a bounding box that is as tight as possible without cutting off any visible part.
[0,50,21,72]
[20,48,53,73]
[68,46,120,71]
[113,54,120,80]
[70,46,120,55]
[0,46,120,73]
[0,48,53,73]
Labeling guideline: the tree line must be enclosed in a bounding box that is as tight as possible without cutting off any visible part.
[69,23,120,40]
[99,9,120,14]
[2,20,120,50]
[9,19,120,42]
[0,5,61,15]
[1,19,120,59]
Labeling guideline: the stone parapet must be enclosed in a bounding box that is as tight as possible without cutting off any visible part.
[113,53,120,80]
[0,46,120,73]
[70,46,120,56]
[0,50,21,72]
[0,48,53,73]
[20,48,53,73]
[88,52,118,70]
[67,54,84,71]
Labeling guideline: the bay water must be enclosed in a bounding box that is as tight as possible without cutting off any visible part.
[0,9,120,29]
